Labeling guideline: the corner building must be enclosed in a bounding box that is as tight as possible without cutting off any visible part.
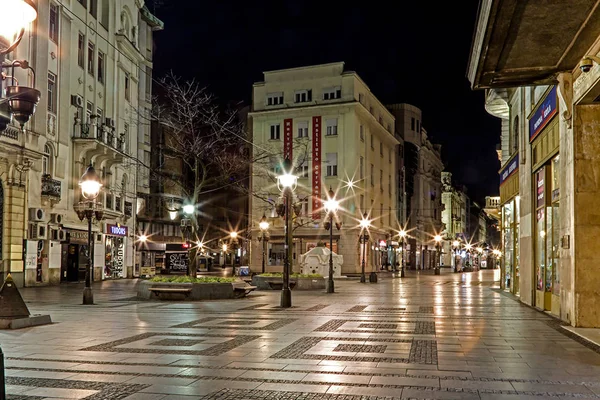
[469,1,600,327]
[249,62,399,275]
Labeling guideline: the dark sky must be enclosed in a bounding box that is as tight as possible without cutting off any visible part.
[150,0,501,205]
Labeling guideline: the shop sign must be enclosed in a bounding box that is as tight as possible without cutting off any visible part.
[529,86,557,142]
[536,167,545,209]
[499,154,519,186]
[65,229,88,244]
[379,240,387,247]
[311,116,322,220]
[390,241,399,246]
[283,118,293,161]
[106,223,128,236]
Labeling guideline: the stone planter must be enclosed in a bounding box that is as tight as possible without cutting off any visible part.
[137,280,236,300]
[251,275,325,290]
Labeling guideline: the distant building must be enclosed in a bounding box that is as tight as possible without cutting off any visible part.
[440,172,468,268]
[388,104,443,270]
[249,62,399,275]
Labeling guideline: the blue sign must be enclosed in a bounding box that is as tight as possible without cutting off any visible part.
[499,154,519,186]
[529,86,557,141]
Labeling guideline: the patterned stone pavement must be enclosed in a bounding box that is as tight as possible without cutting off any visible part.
[2,269,600,399]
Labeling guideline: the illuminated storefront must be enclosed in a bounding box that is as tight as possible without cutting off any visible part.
[104,224,127,279]
[499,154,520,295]
[530,87,560,315]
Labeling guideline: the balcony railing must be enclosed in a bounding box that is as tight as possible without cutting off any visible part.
[41,174,61,198]
[485,196,501,208]
[73,119,126,153]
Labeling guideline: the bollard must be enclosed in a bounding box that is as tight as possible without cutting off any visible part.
[0,345,5,400]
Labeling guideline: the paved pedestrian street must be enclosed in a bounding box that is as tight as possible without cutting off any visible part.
[3,270,600,399]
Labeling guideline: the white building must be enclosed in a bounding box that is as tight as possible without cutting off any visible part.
[0,0,162,287]
[248,62,399,275]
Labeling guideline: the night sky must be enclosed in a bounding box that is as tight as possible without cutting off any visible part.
[150,0,500,205]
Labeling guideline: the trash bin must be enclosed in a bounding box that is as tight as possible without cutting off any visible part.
[239,266,250,276]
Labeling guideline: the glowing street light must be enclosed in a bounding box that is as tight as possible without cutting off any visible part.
[434,235,442,275]
[258,214,270,274]
[138,235,148,243]
[277,159,297,308]
[182,204,195,215]
[0,0,37,53]
[359,214,371,283]
[324,187,340,293]
[398,230,407,278]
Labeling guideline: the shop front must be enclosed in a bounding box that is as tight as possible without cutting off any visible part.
[61,229,90,282]
[529,87,560,315]
[104,223,127,279]
[499,154,520,295]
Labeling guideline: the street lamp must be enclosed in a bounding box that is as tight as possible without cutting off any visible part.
[323,187,340,293]
[359,214,370,283]
[258,214,270,274]
[78,165,102,305]
[399,230,407,278]
[277,158,298,308]
[434,234,442,275]
[230,231,239,275]
[452,240,460,273]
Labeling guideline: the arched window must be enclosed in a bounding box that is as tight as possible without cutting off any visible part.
[43,144,53,176]
[512,116,519,155]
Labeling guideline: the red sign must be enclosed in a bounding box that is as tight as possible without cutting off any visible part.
[536,167,545,209]
[312,116,322,219]
[283,118,293,161]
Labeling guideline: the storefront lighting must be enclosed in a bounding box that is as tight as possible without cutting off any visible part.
[168,210,178,220]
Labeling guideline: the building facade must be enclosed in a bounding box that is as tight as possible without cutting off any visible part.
[248,62,399,276]
[469,1,600,327]
[440,172,468,268]
[389,104,443,270]
[0,1,162,287]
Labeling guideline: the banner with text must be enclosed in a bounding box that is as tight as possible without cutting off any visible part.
[529,86,557,142]
[312,116,322,219]
[499,154,519,186]
[283,118,293,161]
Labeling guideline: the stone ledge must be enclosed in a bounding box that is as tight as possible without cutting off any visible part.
[136,280,238,300]
[0,314,52,329]
[251,275,326,290]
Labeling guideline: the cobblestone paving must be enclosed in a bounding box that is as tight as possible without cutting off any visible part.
[3,270,600,399]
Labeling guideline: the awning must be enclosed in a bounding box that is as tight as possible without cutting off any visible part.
[468,0,600,89]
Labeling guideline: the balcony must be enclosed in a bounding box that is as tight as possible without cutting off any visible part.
[72,118,126,162]
[483,196,501,221]
[41,174,61,206]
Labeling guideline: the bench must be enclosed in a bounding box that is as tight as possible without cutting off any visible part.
[149,287,192,299]
[232,283,257,298]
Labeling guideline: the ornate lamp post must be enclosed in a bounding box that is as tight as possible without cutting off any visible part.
[277,158,298,308]
[258,214,270,274]
[359,214,370,283]
[434,234,442,275]
[230,231,239,275]
[77,165,102,305]
[323,187,340,293]
[399,230,407,278]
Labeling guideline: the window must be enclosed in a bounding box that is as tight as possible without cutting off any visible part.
[325,119,338,136]
[416,120,420,132]
[100,0,109,27]
[323,87,341,100]
[267,92,283,106]
[270,124,280,140]
[326,153,338,176]
[359,156,364,179]
[370,134,374,150]
[359,93,364,104]
[359,125,364,141]
[379,116,383,125]
[380,142,383,156]
[124,74,130,101]
[96,107,103,122]
[294,89,312,103]
[77,33,85,68]
[380,169,383,191]
[300,196,309,216]
[87,41,95,75]
[270,156,281,174]
[297,121,308,138]
[49,4,59,43]
[296,154,309,178]
[369,106,374,114]
[380,204,384,225]
[370,164,374,186]
[97,51,105,84]
[411,117,415,131]
[387,123,391,132]
[86,101,93,122]
[90,0,97,18]
[77,0,87,7]
[47,73,57,113]
[42,144,53,176]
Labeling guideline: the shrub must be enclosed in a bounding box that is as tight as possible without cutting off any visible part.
[150,275,236,283]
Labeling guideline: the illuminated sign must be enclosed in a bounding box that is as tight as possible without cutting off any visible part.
[529,86,557,141]
[106,223,128,236]
[499,154,519,186]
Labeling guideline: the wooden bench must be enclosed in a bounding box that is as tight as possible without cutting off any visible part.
[233,283,257,298]
[149,287,192,299]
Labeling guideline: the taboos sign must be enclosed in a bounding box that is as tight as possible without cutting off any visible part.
[106,223,128,236]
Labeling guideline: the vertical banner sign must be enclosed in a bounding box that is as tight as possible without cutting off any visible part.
[312,116,322,219]
[536,167,545,209]
[283,118,293,161]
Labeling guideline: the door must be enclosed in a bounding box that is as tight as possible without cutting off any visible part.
[66,244,79,282]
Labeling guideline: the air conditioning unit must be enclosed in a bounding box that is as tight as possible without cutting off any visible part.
[50,213,64,225]
[104,117,115,128]
[29,208,46,222]
[30,223,47,240]
[70,94,84,108]
[51,228,67,242]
